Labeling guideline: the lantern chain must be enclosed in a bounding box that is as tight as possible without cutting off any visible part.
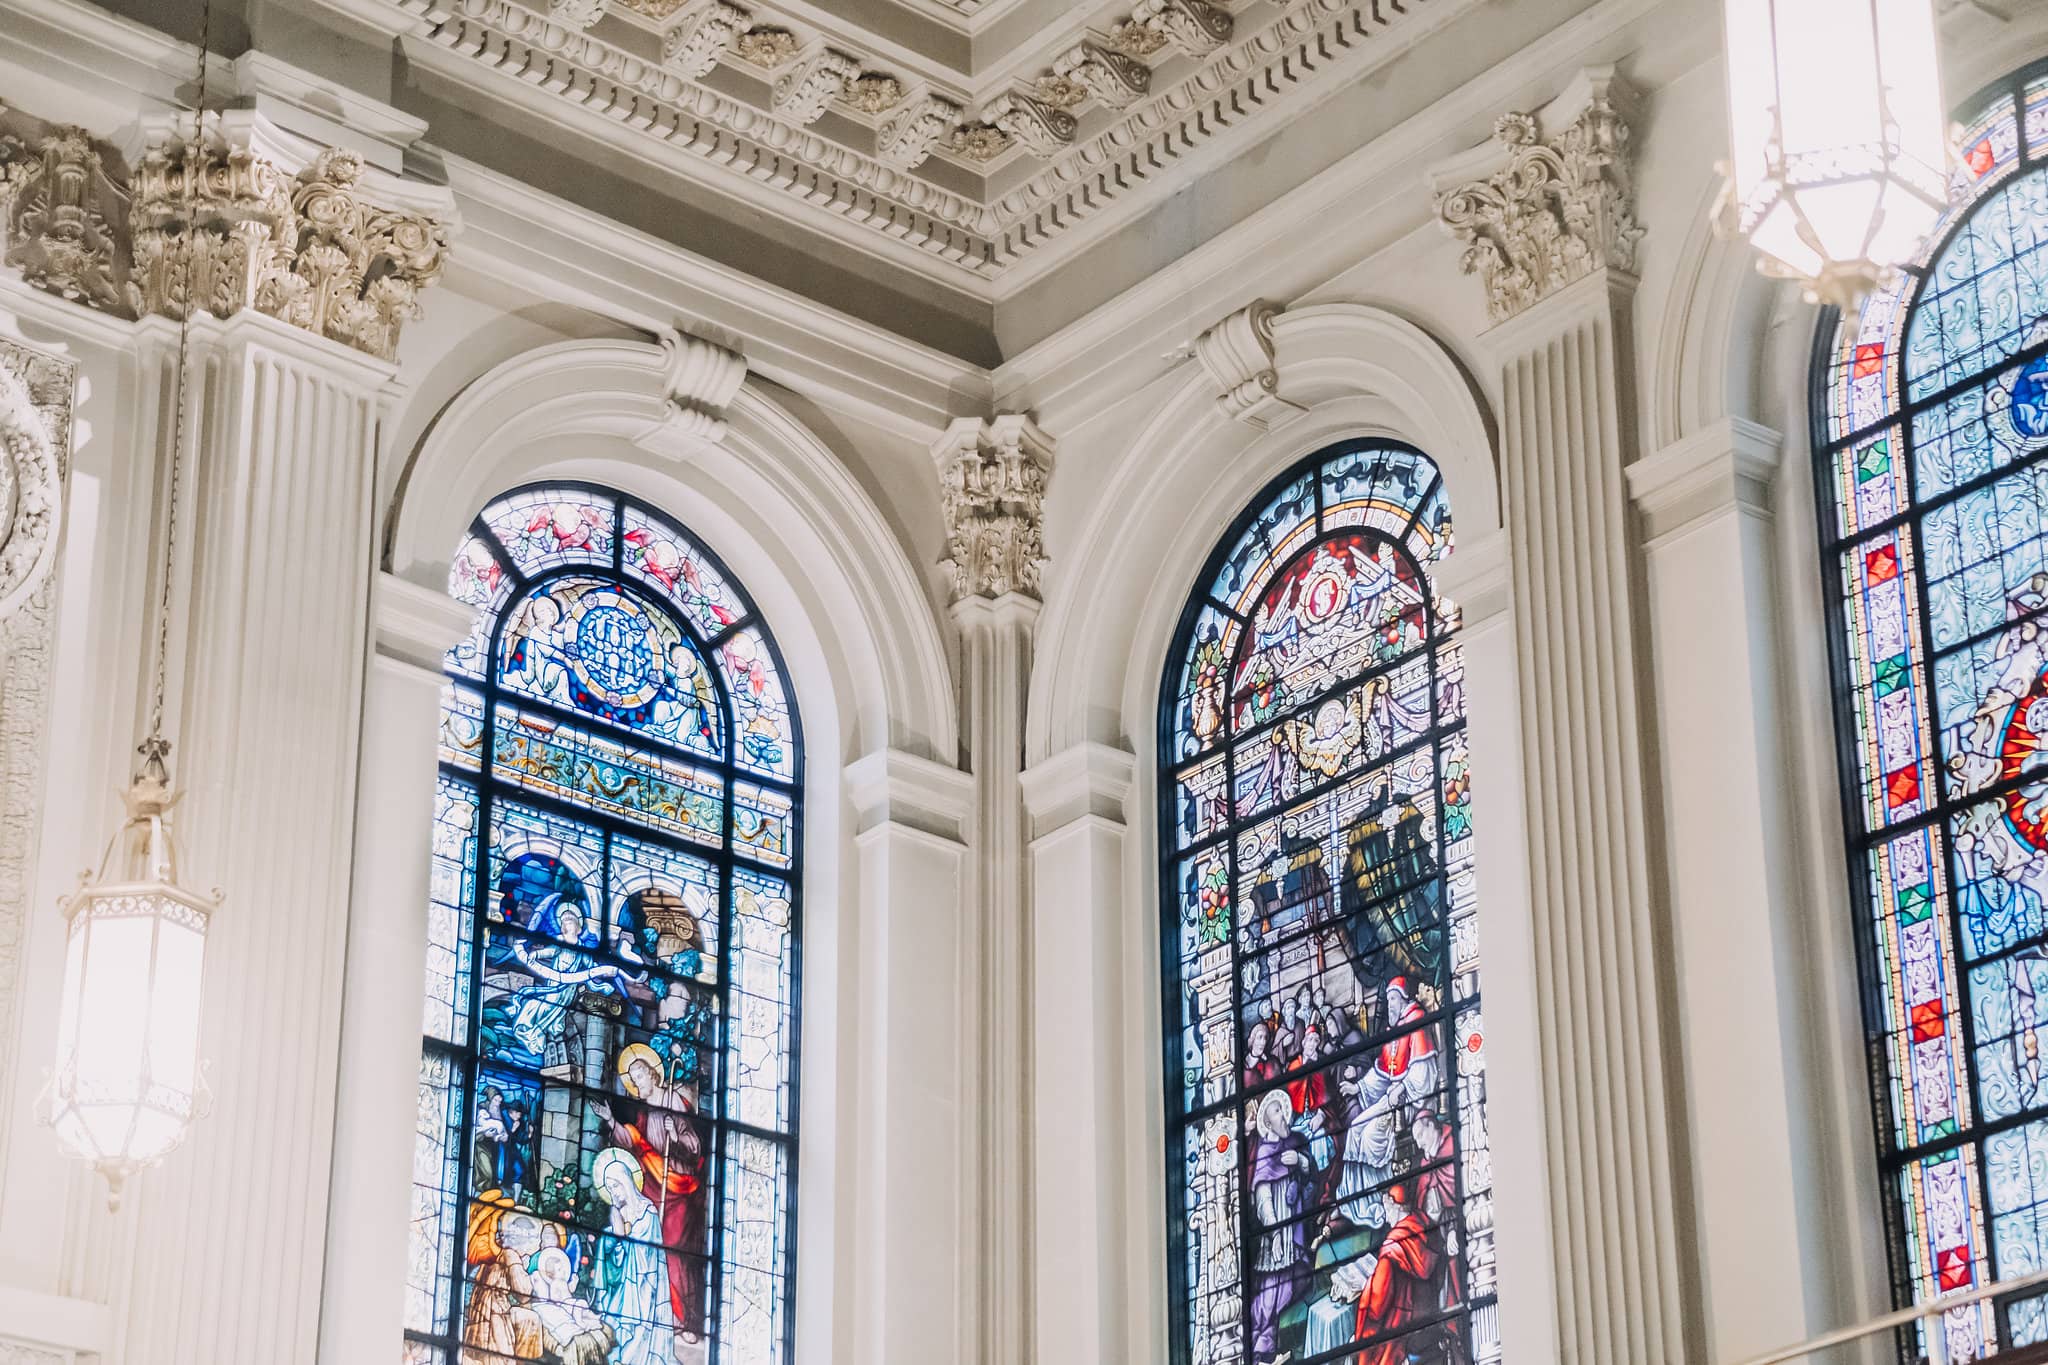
[141,0,215,787]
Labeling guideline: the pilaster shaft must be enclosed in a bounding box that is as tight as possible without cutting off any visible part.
[319,574,477,1365]
[1497,269,1687,1365]
[1020,742,1136,1365]
[935,413,1052,1365]
[1436,70,1688,1365]
[844,750,976,1365]
[1629,420,1838,1358]
[116,312,394,1365]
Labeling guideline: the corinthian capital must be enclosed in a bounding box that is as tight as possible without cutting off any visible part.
[1432,69,1644,325]
[0,111,126,314]
[128,120,452,361]
[935,414,1054,603]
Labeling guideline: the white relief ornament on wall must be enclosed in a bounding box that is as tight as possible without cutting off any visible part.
[0,338,72,622]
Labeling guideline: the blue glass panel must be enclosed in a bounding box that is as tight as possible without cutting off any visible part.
[1208,471,1319,615]
[1971,953,2048,1121]
[415,485,800,1365]
[499,577,725,760]
[1907,167,2048,403]
[1320,445,1437,543]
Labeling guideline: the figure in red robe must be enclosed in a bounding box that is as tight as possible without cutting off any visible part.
[1355,1184,1440,1365]
[594,1043,706,1343]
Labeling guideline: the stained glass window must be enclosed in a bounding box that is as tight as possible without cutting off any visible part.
[406,484,802,1365]
[1159,441,1499,1365]
[1818,63,2048,1363]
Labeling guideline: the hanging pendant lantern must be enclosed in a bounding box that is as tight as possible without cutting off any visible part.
[43,738,218,1210]
[1718,0,1951,308]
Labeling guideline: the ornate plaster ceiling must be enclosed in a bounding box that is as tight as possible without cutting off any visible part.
[368,0,1471,286]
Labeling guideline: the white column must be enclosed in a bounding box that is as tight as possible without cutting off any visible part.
[1436,72,1693,1363]
[113,311,396,1365]
[1629,419,1835,1359]
[953,589,1038,1365]
[318,574,475,1365]
[844,748,976,1365]
[934,413,1052,1365]
[1484,266,1692,1365]
[1432,530,1559,1365]
[1019,740,1136,1365]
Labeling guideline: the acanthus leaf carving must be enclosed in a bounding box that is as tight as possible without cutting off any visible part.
[936,414,1053,603]
[1130,0,1232,56]
[1053,41,1150,111]
[127,125,450,362]
[661,1,751,79]
[843,73,907,116]
[773,49,862,127]
[1433,75,1644,325]
[986,91,1078,159]
[0,113,125,314]
[879,93,963,169]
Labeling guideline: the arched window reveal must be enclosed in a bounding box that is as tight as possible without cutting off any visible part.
[404,484,802,1365]
[1160,442,1499,1365]
[1819,64,2048,1360]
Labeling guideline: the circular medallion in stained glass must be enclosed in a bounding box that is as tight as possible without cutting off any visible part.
[567,589,664,709]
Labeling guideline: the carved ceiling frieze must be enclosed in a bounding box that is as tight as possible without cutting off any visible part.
[0,336,73,624]
[0,107,452,361]
[367,0,1463,276]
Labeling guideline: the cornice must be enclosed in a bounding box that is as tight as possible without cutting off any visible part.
[352,0,1474,281]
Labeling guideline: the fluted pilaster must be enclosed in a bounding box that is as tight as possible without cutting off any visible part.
[1435,69,1691,1364]
[114,311,393,1365]
[935,412,1053,1365]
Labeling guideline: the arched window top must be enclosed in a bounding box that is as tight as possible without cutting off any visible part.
[1817,61,2048,1362]
[1161,440,1495,1365]
[406,483,802,1365]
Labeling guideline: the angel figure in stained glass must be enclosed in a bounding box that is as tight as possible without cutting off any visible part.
[593,1145,682,1365]
[1277,685,1374,783]
[650,643,720,748]
[462,1197,552,1359]
[525,500,608,556]
[504,592,575,699]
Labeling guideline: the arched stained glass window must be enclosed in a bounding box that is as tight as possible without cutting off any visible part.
[1818,63,2048,1361]
[1159,442,1498,1365]
[403,484,802,1365]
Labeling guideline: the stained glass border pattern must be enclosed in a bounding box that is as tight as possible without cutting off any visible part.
[1816,61,2048,1363]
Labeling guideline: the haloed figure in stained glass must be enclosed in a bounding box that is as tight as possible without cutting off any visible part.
[406,486,801,1365]
[1162,442,1497,1365]
[1818,62,2048,1361]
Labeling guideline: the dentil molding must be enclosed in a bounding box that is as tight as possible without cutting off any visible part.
[934,413,1053,602]
[370,0,1468,279]
[1432,68,1644,325]
[0,103,454,361]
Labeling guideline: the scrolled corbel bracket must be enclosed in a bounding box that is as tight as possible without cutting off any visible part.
[1194,299,1305,430]
[642,328,747,450]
